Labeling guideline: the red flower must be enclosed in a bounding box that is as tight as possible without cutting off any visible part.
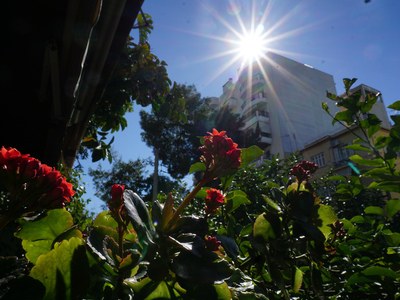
[205,236,221,251]
[289,160,318,182]
[205,188,225,215]
[110,184,125,208]
[199,129,241,180]
[0,147,75,211]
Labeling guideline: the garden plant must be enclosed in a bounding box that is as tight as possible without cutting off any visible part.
[1,79,400,299]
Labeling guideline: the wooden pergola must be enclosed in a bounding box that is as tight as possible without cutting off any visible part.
[1,0,145,168]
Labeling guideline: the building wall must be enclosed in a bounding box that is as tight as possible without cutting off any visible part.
[219,52,341,157]
[301,126,391,180]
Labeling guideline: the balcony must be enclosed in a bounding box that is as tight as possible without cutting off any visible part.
[242,114,270,131]
[242,96,267,114]
[258,136,272,147]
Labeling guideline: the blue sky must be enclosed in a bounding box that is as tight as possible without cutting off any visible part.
[84,0,400,214]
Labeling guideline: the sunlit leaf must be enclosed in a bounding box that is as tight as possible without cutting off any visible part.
[293,267,303,293]
[253,213,276,242]
[311,204,338,240]
[15,209,82,264]
[30,238,90,300]
[349,154,384,167]
[239,145,264,168]
[127,277,181,299]
[93,211,118,229]
[364,206,384,215]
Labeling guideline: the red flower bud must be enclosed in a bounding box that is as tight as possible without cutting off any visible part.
[110,184,125,207]
[205,188,225,215]
[205,236,221,251]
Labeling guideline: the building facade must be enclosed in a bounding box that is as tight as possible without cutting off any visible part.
[218,52,341,158]
[301,84,392,179]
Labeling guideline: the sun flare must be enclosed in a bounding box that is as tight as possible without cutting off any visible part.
[236,24,268,63]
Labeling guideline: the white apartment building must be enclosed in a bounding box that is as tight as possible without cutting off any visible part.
[218,52,341,157]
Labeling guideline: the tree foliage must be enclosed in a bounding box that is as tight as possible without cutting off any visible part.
[89,156,180,205]
[140,84,212,179]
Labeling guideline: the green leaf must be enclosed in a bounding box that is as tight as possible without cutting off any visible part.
[350,215,365,223]
[326,91,337,101]
[362,266,399,279]
[30,238,90,300]
[344,144,373,153]
[349,154,384,167]
[263,195,281,212]
[343,78,357,92]
[311,204,338,240]
[194,187,209,199]
[253,213,276,242]
[333,110,354,125]
[128,278,182,299]
[93,211,118,229]
[328,175,347,182]
[239,145,264,168]
[391,115,400,126]
[185,282,232,300]
[386,199,400,218]
[171,251,233,285]
[388,101,400,111]
[364,206,384,215]
[124,190,157,247]
[189,162,206,174]
[15,209,82,264]
[374,135,392,149]
[225,190,251,214]
[293,267,303,293]
[383,232,400,247]
[322,101,330,113]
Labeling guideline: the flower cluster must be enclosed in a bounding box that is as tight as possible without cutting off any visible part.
[289,160,318,182]
[204,188,225,216]
[199,129,241,180]
[0,146,75,214]
[205,236,221,251]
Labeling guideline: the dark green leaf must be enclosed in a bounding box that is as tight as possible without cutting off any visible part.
[172,251,233,285]
[362,266,398,279]
[386,199,400,218]
[225,190,251,214]
[388,101,400,110]
[343,78,357,92]
[364,206,384,215]
[189,162,206,174]
[391,115,400,126]
[383,232,400,247]
[333,110,354,125]
[217,235,239,262]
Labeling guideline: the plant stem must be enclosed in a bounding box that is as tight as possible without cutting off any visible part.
[166,178,207,231]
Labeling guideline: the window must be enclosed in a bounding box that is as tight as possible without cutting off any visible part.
[333,143,354,162]
[311,152,326,167]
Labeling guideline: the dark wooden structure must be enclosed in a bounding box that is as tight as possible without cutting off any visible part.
[1,0,145,167]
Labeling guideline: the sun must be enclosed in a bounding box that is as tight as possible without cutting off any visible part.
[236,24,268,63]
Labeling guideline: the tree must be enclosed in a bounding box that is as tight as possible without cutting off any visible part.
[89,157,150,206]
[80,13,172,163]
[89,156,180,206]
[140,84,212,179]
